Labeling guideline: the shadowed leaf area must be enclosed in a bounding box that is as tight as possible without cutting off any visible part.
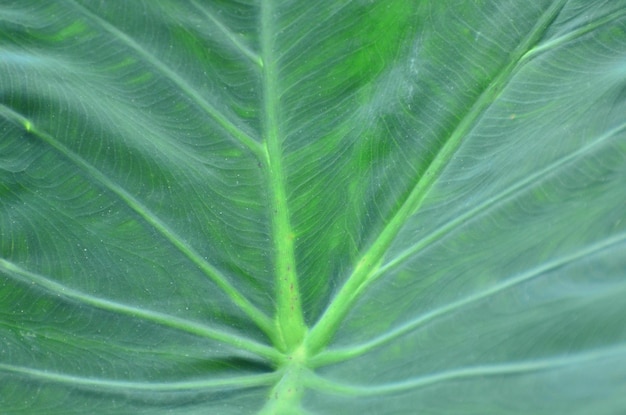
[1,1,626,414]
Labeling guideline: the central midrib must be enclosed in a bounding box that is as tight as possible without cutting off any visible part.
[260,0,307,353]
[259,1,309,412]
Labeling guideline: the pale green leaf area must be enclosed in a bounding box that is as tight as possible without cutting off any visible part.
[1,0,626,413]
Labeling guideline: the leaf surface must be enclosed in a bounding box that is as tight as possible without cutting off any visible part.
[1,1,626,414]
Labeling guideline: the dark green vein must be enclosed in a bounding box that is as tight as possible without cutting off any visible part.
[0,104,274,340]
[0,257,281,362]
[0,362,279,391]
[189,0,262,67]
[308,345,626,396]
[260,0,307,352]
[304,0,568,356]
[312,230,626,366]
[67,0,264,159]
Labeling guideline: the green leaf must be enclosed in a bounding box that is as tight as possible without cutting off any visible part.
[2,1,625,413]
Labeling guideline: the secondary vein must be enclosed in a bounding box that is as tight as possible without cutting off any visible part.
[308,344,626,395]
[0,258,281,361]
[68,0,264,159]
[0,104,275,340]
[0,362,279,391]
[311,229,626,366]
[304,0,568,356]
[190,0,263,67]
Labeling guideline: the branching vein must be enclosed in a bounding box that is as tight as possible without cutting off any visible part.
[311,230,626,366]
[190,0,262,67]
[0,104,275,341]
[0,257,281,361]
[0,362,279,391]
[68,0,264,159]
[303,0,568,356]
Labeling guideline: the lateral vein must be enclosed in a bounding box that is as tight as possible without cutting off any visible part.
[190,0,263,67]
[0,257,281,361]
[68,0,264,159]
[379,121,626,279]
[311,230,626,366]
[0,362,279,391]
[0,104,275,339]
[309,344,626,395]
[304,0,568,355]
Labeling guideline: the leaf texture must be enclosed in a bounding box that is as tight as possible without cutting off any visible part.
[1,0,625,414]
